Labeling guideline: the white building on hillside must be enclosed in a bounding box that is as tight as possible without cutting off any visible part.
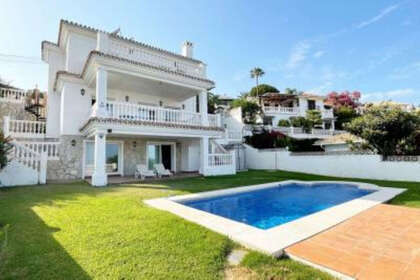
[261,92,335,130]
[2,20,236,187]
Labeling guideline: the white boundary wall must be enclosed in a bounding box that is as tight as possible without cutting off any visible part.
[245,144,420,182]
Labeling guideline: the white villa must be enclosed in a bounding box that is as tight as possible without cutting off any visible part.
[261,92,336,130]
[1,20,237,187]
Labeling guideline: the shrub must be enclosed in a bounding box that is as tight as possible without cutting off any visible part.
[287,138,324,152]
[0,132,12,170]
[277,119,291,127]
[232,98,261,124]
[334,106,358,130]
[245,129,288,149]
[306,110,322,128]
[346,105,420,156]
[290,117,311,132]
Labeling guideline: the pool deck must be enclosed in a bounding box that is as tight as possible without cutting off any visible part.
[286,204,420,280]
[145,180,405,257]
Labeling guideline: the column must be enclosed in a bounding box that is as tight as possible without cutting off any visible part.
[199,91,209,126]
[3,116,10,137]
[199,136,209,175]
[322,121,326,130]
[331,120,335,131]
[96,31,109,53]
[91,131,107,186]
[95,68,108,117]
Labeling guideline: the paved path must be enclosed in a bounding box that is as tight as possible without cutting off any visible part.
[286,204,420,280]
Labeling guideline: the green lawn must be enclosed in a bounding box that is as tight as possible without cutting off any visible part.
[0,170,419,279]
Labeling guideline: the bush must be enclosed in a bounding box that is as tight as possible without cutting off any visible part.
[346,105,420,156]
[0,132,12,170]
[334,106,358,130]
[290,117,311,132]
[287,138,324,152]
[277,119,291,127]
[249,84,279,97]
[232,98,261,124]
[245,129,288,149]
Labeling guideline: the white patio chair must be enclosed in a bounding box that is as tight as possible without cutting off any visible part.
[134,164,156,180]
[153,163,173,178]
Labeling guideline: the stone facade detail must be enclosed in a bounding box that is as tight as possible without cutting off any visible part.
[47,135,84,180]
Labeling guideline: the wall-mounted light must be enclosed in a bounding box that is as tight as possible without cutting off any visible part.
[125,96,129,102]
[80,88,85,96]
[71,139,76,147]
[182,104,185,110]
[159,101,163,107]
[99,133,104,139]
[133,141,137,148]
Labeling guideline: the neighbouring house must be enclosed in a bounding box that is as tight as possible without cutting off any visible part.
[314,133,363,152]
[217,95,235,109]
[261,92,335,130]
[1,19,236,187]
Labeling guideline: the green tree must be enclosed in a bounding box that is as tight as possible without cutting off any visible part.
[306,110,322,128]
[290,116,311,133]
[250,67,265,97]
[232,98,261,124]
[334,106,359,130]
[249,84,279,97]
[207,92,220,113]
[345,105,420,156]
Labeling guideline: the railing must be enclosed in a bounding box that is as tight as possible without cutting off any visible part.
[7,118,46,138]
[208,114,221,127]
[10,141,47,184]
[108,38,205,78]
[91,102,221,128]
[208,153,234,166]
[19,141,60,160]
[0,87,28,103]
[311,129,346,136]
[276,126,304,134]
[264,106,299,114]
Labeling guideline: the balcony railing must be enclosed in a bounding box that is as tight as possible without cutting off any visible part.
[264,106,299,114]
[91,101,221,128]
[208,153,234,166]
[108,38,205,78]
[0,87,28,103]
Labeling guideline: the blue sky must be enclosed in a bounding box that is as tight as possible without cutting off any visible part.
[1,0,419,104]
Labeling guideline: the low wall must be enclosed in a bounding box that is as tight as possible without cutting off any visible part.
[0,160,39,187]
[245,145,420,182]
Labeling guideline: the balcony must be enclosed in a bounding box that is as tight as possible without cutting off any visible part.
[264,106,300,115]
[90,101,221,128]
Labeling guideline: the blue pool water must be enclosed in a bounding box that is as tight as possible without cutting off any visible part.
[182,183,375,230]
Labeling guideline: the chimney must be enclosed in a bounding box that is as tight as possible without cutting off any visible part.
[181,41,193,58]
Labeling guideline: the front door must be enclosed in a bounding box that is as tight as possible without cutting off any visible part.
[161,145,172,170]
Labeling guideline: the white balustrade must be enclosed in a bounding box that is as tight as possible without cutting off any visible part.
[108,39,204,78]
[8,119,46,138]
[264,106,299,114]
[208,153,233,166]
[10,141,47,184]
[208,114,220,127]
[19,141,60,160]
[92,101,221,128]
[0,87,28,103]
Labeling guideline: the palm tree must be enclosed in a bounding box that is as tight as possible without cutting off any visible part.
[250,67,265,97]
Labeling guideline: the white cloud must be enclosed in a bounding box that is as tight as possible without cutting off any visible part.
[362,88,416,102]
[313,51,325,58]
[286,41,311,69]
[356,4,399,29]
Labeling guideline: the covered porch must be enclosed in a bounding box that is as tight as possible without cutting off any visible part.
[81,132,236,186]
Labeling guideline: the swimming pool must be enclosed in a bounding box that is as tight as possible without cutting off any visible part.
[182,183,374,229]
[146,180,404,256]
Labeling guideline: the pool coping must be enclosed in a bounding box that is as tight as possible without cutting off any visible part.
[144,180,406,257]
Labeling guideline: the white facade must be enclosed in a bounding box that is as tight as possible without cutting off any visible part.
[261,93,335,129]
[38,20,235,186]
